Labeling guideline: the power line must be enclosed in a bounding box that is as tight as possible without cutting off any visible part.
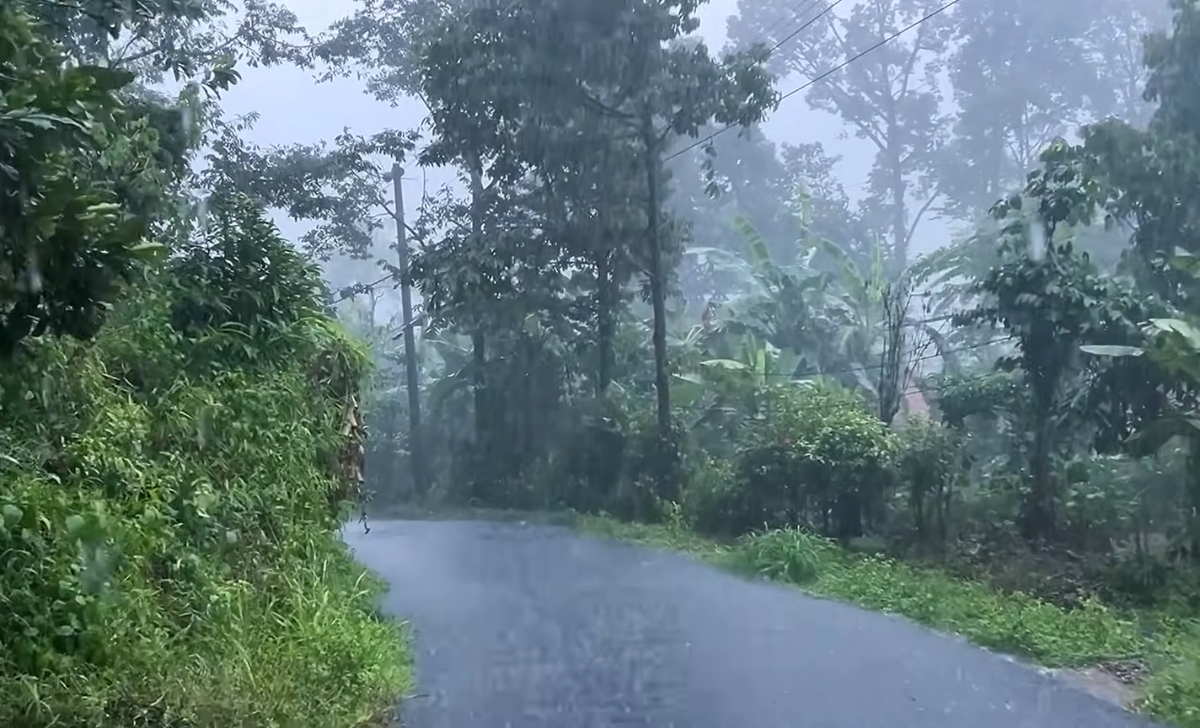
[754,0,822,52]
[666,0,964,163]
[644,0,841,144]
[765,0,847,56]
[331,0,966,332]
[333,272,396,304]
[891,334,1010,373]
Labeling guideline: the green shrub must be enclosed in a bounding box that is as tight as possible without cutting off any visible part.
[0,5,167,358]
[894,418,963,544]
[0,200,410,727]
[729,382,898,539]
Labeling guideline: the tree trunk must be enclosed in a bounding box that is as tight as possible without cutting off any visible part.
[877,283,907,425]
[596,249,615,394]
[471,330,486,435]
[889,154,909,274]
[468,160,490,487]
[642,113,670,438]
[1021,416,1057,544]
[1188,441,1200,561]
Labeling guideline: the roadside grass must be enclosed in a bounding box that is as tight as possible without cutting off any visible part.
[185,549,415,728]
[575,515,1200,727]
[162,555,413,728]
[0,535,413,728]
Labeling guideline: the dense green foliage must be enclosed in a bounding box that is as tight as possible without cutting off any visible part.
[0,5,159,356]
[21,0,1196,721]
[0,2,409,726]
[270,0,1200,721]
[295,0,1200,559]
[0,212,409,725]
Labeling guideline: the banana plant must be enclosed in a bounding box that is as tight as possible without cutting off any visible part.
[418,332,474,414]
[669,332,808,453]
[684,213,845,378]
[688,183,949,399]
[690,333,803,388]
[811,233,891,392]
[1081,322,1200,443]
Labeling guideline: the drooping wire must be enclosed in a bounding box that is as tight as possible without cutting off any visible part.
[665,0,965,163]
[764,0,847,56]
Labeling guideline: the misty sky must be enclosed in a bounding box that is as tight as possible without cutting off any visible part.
[220,0,955,262]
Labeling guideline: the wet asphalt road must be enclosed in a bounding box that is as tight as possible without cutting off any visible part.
[344,519,1162,728]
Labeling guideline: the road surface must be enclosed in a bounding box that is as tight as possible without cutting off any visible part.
[344,519,1162,728]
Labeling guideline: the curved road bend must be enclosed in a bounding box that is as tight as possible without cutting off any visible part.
[344,519,1163,728]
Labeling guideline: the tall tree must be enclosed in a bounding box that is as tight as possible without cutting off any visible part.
[312,0,574,490]
[939,0,1097,218]
[958,143,1153,542]
[727,0,950,270]
[27,0,306,90]
[1083,0,1173,127]
[566,3,777,444]
[939,0,1173,221]
[402,0,777,467]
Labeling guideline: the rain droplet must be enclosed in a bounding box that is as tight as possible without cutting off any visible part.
[1028,216,1046,261]
[25,252,42,295]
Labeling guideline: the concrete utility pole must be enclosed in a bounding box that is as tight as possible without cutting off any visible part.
[386,163,426,496]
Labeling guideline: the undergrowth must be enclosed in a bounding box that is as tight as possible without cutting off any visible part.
[577,514,1200,727]
[0,202,412,727]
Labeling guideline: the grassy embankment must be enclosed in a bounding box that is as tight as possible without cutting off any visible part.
[0,286,412,727]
